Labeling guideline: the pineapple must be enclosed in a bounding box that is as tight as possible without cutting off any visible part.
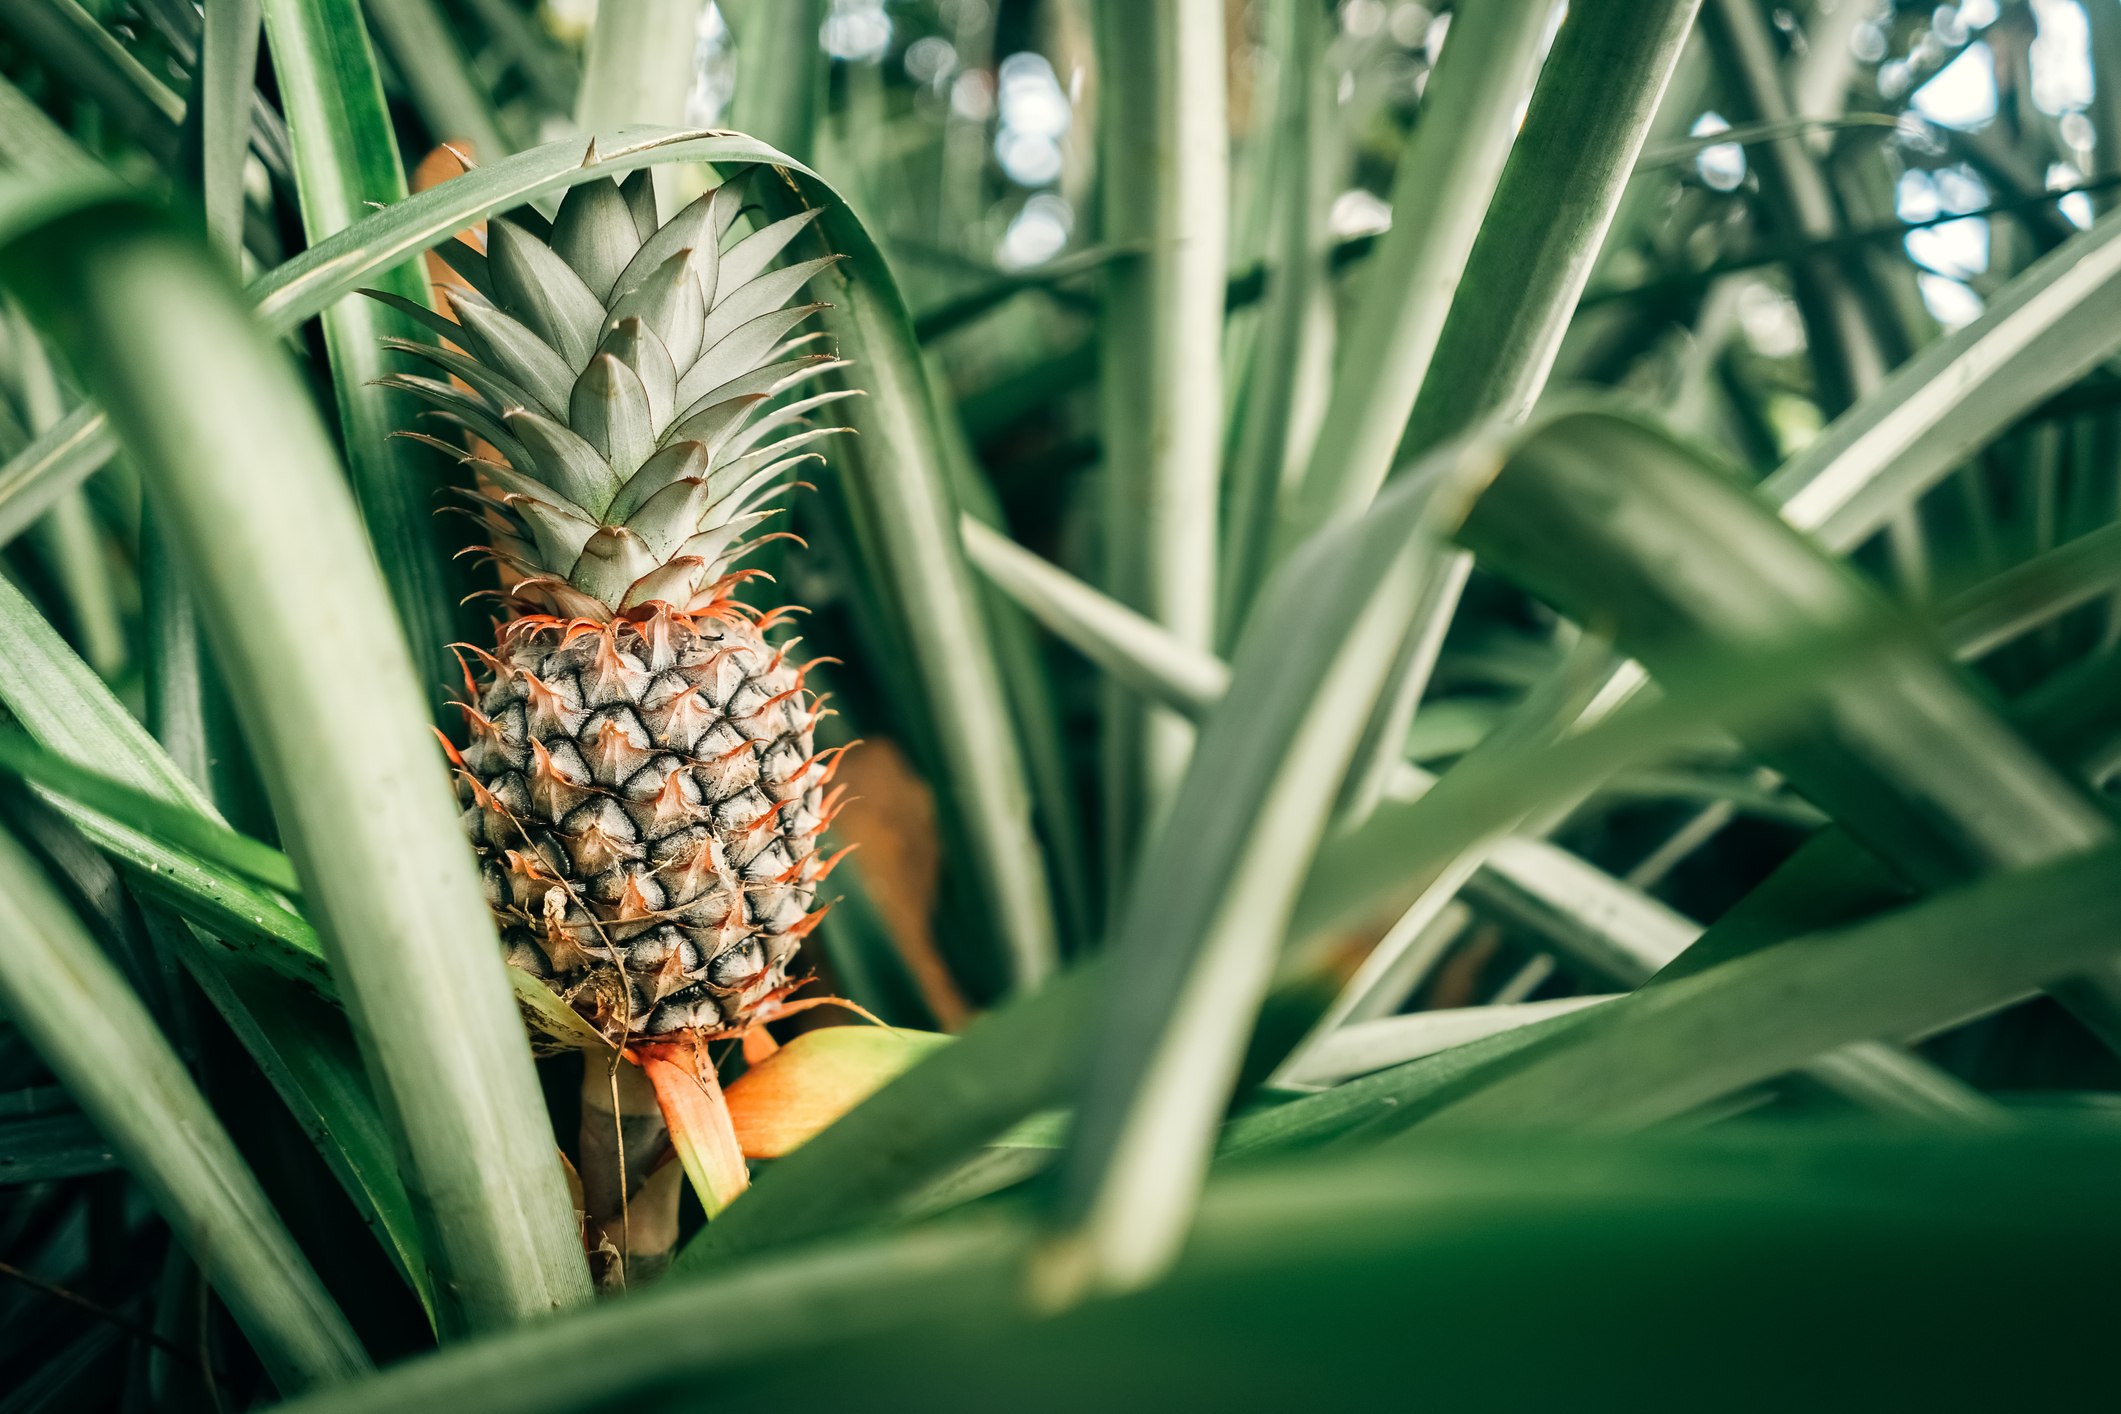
[372,166,853,1047]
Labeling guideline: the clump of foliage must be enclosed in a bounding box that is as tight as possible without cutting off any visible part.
[3,0,2121,1408]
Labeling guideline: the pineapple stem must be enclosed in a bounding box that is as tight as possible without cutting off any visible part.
[578,1057,680,1290]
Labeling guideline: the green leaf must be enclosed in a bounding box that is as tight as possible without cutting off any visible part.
[0,70,99,179]
[143,908,438,1319]
[962,517,1229,717]
[731,0,826,161]
[0,0,184,162]
[1265,0,1701,886]
[1456,409,2121,1046]
[176,0,262,256]
[1698,0,1921,592]
[931,377,1096,954]
[745,154,1065,990]
[0,187,593,1334]
[0,823,368,1392]
[1270,996,1616,1090]
[1937,519,2121,660]
[574,0,705,141]
[0,571,330,992]
[0,1097,116,1183]
[0,728,298,895]
[268,1131,2121,1413]
[1266,0,1555,567]
[1396,0,1700,459]
[363,0,512,159]
[1763,206,2121,553]
[1219,0,1338,640]
[965,460,1982,1125]
[0,376,440,1325]
[1417,844,2121,1132]
[0,403,112,546]
[260,0,472,715]
[1035,450,1500,1304]
[1095,0,1230,861]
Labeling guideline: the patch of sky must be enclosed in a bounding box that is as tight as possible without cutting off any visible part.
[822,0,892,64]
[997,192,1074,271]
[1691,112,1746,192]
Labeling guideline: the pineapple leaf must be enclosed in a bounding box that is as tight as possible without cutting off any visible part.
[379,333,532,408]
[436,235,502,305]
[716,207,828,303]
[487,216,605,368]
[567,350,658,474]
[504,406,625,514]
[610,190,721,309]
[674,303,830,411]
[608,438,714,523]
[597,315,677,430]
[621,474,717,560]
[444,284,578,416]
[720,387,863,460]
[698,253,843,353]
[610,246,710,372]
[549,175,644,301]
[0,824,370,1391]
[667,355,843,432]
[0,728,298,895]
[0,186,595,1330]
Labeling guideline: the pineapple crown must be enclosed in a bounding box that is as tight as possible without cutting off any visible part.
[368,165,852,622]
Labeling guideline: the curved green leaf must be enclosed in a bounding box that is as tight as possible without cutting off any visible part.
[261,0,470,713]
[1036,449,1499,1304]
[0,728,298,895]
[962,488,1981,1123]
[1456,410,2121,1048]
[1419,844,2121,1132]
[1764,206,2121,552]
[279,1131,2121,1413]
[0,824,367,1391]
[0,186,593,1334]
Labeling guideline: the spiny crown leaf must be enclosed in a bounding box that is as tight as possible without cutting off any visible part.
[368,165,850,619]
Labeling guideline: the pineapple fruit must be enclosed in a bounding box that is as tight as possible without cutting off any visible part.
[373,166,853,1048]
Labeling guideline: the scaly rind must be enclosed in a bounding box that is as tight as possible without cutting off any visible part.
[457,607,837,1041]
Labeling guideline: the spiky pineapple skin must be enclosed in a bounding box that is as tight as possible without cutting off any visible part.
[457,606,836,1043]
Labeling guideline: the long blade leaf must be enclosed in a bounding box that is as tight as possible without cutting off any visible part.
[0,186,593,1333]
[0,824,368,1391]
[260,0,472,713]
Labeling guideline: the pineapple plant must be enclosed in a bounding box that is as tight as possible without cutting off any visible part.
[9,1,2121,1405]
[373,168,854,1050]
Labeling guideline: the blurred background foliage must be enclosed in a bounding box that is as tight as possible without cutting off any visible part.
[7,0,2121,1408]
